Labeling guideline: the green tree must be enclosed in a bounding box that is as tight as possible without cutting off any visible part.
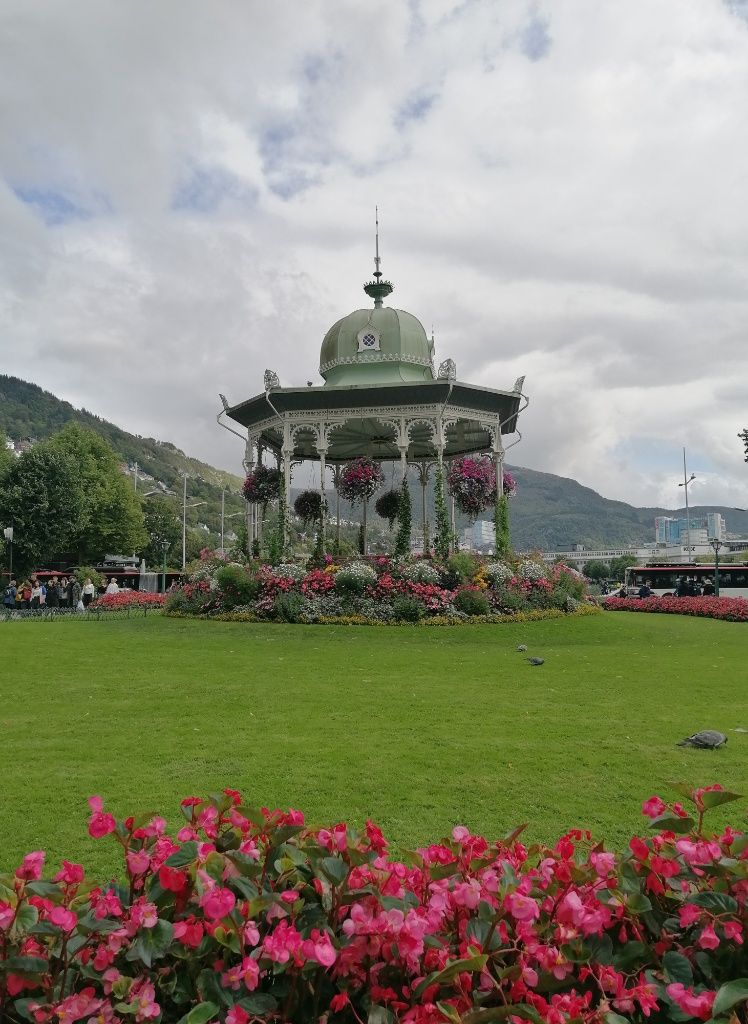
[583,559,610,582]
[740,428,748,462]
[0,442,84,575]
[47,423,147,560]
[0,443,13,483]
[434,466,451,560]
[141,495,181,568]
[609,555,638,578]
[394,477,412,557]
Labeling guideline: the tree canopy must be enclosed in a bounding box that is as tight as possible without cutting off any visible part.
[583,559,610,582]
[141,495,181,568]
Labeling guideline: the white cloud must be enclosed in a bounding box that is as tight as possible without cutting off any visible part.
[1,0,747,511]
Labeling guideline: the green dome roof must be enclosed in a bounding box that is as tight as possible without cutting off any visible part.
[320,304,435,386]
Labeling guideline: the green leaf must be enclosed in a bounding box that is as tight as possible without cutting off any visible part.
[197,969,233,1009]
[12,999,37,1022]
[24,881,60,898]
[127,919,173,967]
[415,954,488,997]
[626,892,652,914]
[462,1007,543,1024]
[0,955,48,975]
[668,781,697,802]
[13,904,38,931]
[663,951,694,987]
[175,1003,219,1024]
[238,993,278,1014]
[612,941,648,972]
[698,789,742,810]
[712,979,748,1018]
[436,1001,461,1024]
[689,892,738,914]
[648,813,696,834]
[605,1014,630,1024]
[320,856,348,886]
[368,1006,395,1024]
[164,841,199,868]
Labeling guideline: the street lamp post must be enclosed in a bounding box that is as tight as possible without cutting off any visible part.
[3,526,12,579]
[708,537,726,597]
[678,448,696,564]
[160,538,170,593]
[181,474,207,568]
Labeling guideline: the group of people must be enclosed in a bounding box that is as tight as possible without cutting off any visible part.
[674,576,714,597]
[2,574,124,613]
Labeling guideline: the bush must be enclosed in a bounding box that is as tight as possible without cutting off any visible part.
[72,565,106,589]
[334,560,377,595]
[606,595,748,621]
[454,585,491,616]
[273,591,306,622]
[214,564,260,609]
[1,785,746,1024]
[391,595,425,621]
[90,591,165,610]
[447,550,480,582]
[400,560,441,585]
[482,560,513,587]
[273,562,305,582]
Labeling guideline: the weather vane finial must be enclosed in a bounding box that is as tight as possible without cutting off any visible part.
[363,206,393,307]
[374,206,382,280]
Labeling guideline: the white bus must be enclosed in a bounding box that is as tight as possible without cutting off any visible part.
[622,564,748,598]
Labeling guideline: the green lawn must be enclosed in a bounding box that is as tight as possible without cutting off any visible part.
[1,613,746,876]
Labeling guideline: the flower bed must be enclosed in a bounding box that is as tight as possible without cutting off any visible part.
[605,595,748,622]
[165,554,591,625]
[1,784,746,1024]
[90,591,166,610]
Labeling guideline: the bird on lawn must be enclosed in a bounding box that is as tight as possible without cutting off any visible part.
[527,657,545,666]
[677,730,728,749]
[516,644,528,652]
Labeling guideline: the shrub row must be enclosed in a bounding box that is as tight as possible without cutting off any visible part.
[0,785,746,1024]
[605,595,748,622]
[90,592,166,610]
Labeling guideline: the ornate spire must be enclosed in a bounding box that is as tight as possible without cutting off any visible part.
[364,206,393,308]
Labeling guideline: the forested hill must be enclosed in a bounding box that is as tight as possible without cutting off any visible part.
[0,375,246,535]
[2,373,746,549]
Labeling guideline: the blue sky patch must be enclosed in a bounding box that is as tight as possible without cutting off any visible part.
[172,166,255,213]
[395,90,437,129]
[14,186,90,226]
[519,10,552,61]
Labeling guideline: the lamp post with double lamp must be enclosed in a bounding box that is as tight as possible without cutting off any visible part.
[678,448,696,564]
[708,537,727,597]
[160,537,171,594]
[181,473,208,568]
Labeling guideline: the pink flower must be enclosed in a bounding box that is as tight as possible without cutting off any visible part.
[678,904,702,927]
[506,892,540,922]
[88,796,116,839]
[641,796,666,819]
[697,924,720,950]
[667,983,716,1021]
[54,860,84,886]
[590,851,616,877]
[227,1008,250,1024]
[222,955,261,991]
[130,900,159,929]
[452,825,470,843]
[280,889,300,903]
[724,919,744,944]
[263,920,303,963]
[126,850,151,876]
[49,905,77,932]
[16,850,45,881]
[131,977,160,1022]
[173,917,204,948]
[199,886,236,920]
[302,928,337,967]
[452,879,482,909]
[0,902,15,930]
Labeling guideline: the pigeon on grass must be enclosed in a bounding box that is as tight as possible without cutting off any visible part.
[677,730,727,749]
[516,644,528,652]
[527,657,545,666]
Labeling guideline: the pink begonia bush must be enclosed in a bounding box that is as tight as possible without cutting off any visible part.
[90,592,166,610]
[605,596,748,623]
[1,786,747,1024]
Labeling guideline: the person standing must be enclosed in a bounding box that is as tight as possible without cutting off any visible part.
[58,576,69,608]
[70,576,82,610]
[2,579,16,613]
[46,576,60,609]
[105,577,120,595]
[81,577,95,608]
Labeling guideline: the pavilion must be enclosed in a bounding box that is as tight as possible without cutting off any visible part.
[220,238,528,553]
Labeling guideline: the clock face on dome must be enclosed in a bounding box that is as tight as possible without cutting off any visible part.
[357,326,381,353]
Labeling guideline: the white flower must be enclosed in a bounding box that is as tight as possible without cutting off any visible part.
[401,561,441,585]
[518,559,548,582]
[483,561,513,587]
[274,563,305,581]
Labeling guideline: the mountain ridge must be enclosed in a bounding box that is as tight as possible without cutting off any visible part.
[2,374,746,549]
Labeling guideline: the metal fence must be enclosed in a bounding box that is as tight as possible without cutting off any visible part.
[1,607,163,623]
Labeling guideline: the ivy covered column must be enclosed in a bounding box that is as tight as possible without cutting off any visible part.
[493,446,509,559]
[318,443,328,557]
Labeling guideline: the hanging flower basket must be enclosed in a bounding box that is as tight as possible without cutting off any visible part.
[338,457,384,506]
[242,465,281,509]
[375,488,401,528]
[501,471,517,497]
[294,489,324,525]
[446,456,496,519]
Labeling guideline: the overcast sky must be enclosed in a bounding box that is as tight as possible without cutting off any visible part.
[2,0,747,510]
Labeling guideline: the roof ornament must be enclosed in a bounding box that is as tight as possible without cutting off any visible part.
[264,369,280,392]
[438,358,456,381]
[512,375,526,394]
[363,206,394,308]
